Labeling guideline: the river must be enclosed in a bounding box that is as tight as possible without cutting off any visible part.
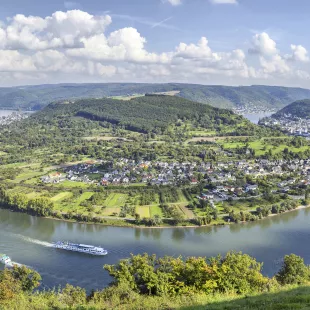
[242,112,273,124]
[0,110,18,117]
[1,208,310,291]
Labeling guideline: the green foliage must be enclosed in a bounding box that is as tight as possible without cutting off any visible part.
[0,266,41,302]
[0,185,54,217]
[1,252,310,309]
[59,284,87,307]
[104,252,271,297]
[276,254,310,285]
[11,265,42,292]
[274,99,310,118]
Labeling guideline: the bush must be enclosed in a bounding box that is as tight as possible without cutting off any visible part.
[276,254,310,285]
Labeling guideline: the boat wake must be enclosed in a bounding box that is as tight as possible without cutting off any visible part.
[6,261,23,268]
[12,234,53,248]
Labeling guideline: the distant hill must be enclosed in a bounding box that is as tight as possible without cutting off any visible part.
[2,83,310,110]
[1,95,265,151]
[272,99,310,119]
[30,94,245,134]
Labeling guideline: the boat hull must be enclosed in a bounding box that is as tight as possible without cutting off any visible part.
[53,244,108,256]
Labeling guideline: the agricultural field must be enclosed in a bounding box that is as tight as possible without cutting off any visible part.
[51,192,73,202]
[149,205,163,217]
[104,193,128,208]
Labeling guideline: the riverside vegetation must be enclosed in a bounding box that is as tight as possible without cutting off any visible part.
[1,95,310,227]
[1,251,310,309]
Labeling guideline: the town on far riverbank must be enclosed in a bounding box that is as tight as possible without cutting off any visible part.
[1,153,309,228]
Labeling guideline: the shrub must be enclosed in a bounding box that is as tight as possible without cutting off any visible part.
[276,254,310,285]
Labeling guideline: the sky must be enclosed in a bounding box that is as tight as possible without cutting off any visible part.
[1,0,310,87]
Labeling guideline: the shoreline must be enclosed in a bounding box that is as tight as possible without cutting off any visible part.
[4,203,308,230]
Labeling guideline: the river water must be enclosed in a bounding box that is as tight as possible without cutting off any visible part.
[1,208,310,291]
[242,112,273,124]
[0,110,17,117]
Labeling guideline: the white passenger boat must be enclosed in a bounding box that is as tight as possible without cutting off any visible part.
[53,241,108,256]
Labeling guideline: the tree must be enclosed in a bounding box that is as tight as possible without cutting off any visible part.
[276,254,310,285]
[11,265,42,292]
[0,268,22,301]
[61,284,87,307]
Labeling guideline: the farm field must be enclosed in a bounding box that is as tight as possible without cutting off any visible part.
[104,193,128,208]
[149,205,163,217]
[51,192,73,202]
[136,206,151,218]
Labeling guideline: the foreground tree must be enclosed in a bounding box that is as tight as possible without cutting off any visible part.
[276,254,310,285]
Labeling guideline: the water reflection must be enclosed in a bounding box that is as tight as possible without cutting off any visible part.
[172,228,186,242]
[149,229,162,240]
[135,228,141,240]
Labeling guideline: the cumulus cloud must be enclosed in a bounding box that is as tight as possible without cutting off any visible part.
[0,10,310,87]
[288,44,309,62]
[67,27,171,64]
[1,10,111,50]
[209,0,238,4]
[249,32,278,56]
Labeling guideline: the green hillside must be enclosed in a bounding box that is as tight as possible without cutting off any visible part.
[272,99,310,118]
[1,95,263,152]
[32,94,243,133]
[2,83,310,110]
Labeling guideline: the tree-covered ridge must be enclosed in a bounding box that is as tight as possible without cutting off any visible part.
[2,83,310,110]
[37,95,244,133]
[272,99,310,119]
[1,95,258,147]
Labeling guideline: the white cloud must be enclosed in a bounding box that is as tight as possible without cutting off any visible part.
[209,0,238,4]
[0,50,35,72]
[1,10,310,87]
[249,32,278,56]
[259,54,290,74]
[1,10,111,50]
[289,44,309,62]
[67,27,171,64]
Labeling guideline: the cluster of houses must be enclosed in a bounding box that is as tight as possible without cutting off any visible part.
[198,183,259,203]
[0,112,29,125]
[41,162,98,184]
[260,114,310,138]
[233,105,276,115]
[100,159,203,186]
[40,158,310,202]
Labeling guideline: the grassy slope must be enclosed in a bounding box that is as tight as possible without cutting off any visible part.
[2,284,310,310]
[183,285,310,310]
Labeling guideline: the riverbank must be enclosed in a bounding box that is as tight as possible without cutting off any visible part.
[0,205,309,292]
[4,202,307,230]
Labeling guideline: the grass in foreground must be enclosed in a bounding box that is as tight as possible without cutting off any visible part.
[183,285,310,310]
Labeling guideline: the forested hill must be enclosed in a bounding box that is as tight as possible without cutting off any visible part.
[30,95,245,134]
[272,99,310,119]
[2,83,310,110]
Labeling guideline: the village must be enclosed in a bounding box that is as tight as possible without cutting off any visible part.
[259,114,310,138]
[0,111,30,125]
[41,157,310,203]
[233,104,276,115]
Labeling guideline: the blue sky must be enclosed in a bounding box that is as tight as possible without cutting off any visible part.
[0,0,310,87]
